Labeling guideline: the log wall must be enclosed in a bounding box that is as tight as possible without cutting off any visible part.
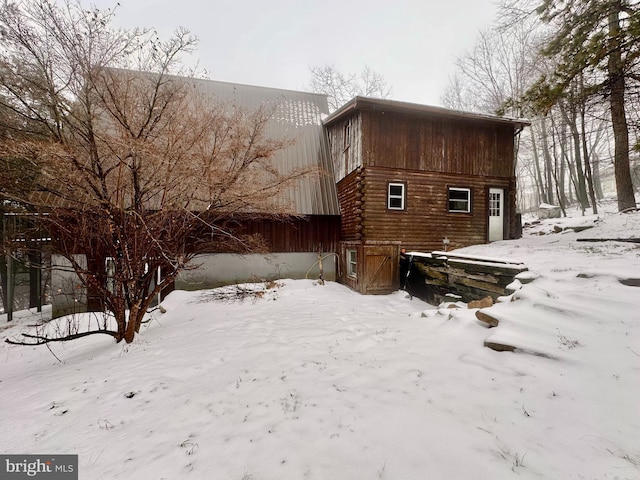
[361,166,515,251]
[336,168,363,241]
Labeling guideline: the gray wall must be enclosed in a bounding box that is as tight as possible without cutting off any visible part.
[51,254,88,318]
[51,252,336,316]
[176,252,336,290]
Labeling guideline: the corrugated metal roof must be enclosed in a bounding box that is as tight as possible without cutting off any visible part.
[184,77,340,216]
[324,96,531,129]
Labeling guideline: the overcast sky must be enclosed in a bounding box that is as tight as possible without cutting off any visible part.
[93,0,499,106]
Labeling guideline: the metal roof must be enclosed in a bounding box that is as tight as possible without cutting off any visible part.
[184,76,340,216]
[324,96,531,130]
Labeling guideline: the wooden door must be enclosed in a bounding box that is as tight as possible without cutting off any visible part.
[488,188,505,242]
[362,245,398,294]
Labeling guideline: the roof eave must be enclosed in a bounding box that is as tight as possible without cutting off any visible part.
[323,96,531,129]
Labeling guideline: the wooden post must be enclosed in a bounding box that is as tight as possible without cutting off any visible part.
[29,250,42,312]
[318,248,325,285]
[157,265,162,306]
[6,246,13,322]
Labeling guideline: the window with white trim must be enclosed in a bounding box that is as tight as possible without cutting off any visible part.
[448,187,471,213]
[347,249,357,278]
[387,182,406,210]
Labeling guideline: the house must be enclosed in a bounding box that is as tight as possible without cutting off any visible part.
[323,96,529,295]
[168,79,342,291]
[48,77,529,315]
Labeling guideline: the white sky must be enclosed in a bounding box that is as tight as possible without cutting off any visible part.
[93,0,500,106]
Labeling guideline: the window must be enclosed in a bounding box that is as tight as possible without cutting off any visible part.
[489,190,501,217]
[387,182,406,210]
[347,249,357,278]
[448,187,471,213]
[343,120,351,151]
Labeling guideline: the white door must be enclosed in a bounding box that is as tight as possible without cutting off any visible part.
[488,188,504,242]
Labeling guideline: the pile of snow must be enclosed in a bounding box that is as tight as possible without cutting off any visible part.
[1,211,639,479]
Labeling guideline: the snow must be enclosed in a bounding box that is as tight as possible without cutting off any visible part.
[1,211,640,480]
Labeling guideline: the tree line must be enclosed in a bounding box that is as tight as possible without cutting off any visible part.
[442,0,640,215]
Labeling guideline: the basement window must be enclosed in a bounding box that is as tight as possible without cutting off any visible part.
[347,249,357,279]
[387,182,406,210]
[448,187,471,213]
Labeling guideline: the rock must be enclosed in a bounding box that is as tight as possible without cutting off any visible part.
[505,279,522,294]
[570,225,594,232]
[475,310,499,327]
[468,296,493,309]
[539,203,561,219]
[515,271,539,284]
[553,225,563,233]
[619,278,640,287]
[484,339,516,352]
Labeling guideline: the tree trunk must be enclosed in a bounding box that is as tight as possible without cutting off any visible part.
[592,152,605,199]
[560,102,589,211]
[608,5,637,211]
[28,250,42,310]
[124,304,139,343]
[557,119,570,206]
[0,255,7,314]
[530,125,545,206]
[540,115,554,204]
[579,94,598,214]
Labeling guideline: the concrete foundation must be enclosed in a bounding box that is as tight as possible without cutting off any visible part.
[51,254,88,318]
[50,252,337,317]
[176,252,337,290]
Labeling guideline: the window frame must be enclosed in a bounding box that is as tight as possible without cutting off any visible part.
[448,187,472,213]
[347,249,357,279]
[387,182,406,211]
[343,120,351,151]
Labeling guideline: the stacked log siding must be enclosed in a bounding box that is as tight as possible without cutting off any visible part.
[361,166,515,252]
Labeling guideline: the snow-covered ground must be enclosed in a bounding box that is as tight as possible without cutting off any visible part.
[1,210,639,480]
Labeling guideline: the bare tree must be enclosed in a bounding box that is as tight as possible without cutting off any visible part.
[442,16,544,117]
[531,0,639,212]
[0,0,310,344]
[307,65,391,112]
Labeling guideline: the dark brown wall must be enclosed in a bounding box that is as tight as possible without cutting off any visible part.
[336,168,363,241]
[361,110,515,177]
[222,215,341,253]
[360,166,515,252]
[327,115,363,181]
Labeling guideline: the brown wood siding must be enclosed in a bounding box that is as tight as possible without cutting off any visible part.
[362,244,400,294]
[361,166,515,252]
[214,215,341,253]
[337,241,399,294]
[336,168,363,241]
[326,113,363,181]
[338,241,360,291]
[361,110,515,177]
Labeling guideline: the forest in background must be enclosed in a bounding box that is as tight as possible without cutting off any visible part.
[441,0,639,215]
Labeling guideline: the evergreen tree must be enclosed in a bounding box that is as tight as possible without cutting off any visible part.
[532,0,639,211]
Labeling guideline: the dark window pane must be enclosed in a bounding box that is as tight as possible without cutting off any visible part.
[389,184,403,196]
